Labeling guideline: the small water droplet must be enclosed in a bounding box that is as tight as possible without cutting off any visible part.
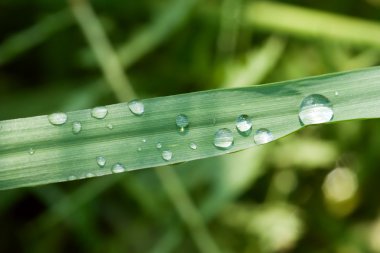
[214,128,234,149]
[162,150,173,161]
[142,139,147,143]
[236,114,252,134]
[334,91,339,96]
[299,94,334,125]
[91,106,108,119]
[189,142,197,150]
[137,147,142,152]
[111,163,126,173]
[253,128,274,145]
[68,175,77,181]
[86,173,95,178]
[72,121,82,134]
[156,142,162,149]
[28,148,35,155]
[48,112,67,125]
[128,99,144,116]
[107,123,113,129]
[96,156,106,168]
[176,114,189,133]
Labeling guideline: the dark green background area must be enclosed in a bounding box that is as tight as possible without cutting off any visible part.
[1,0,380,252]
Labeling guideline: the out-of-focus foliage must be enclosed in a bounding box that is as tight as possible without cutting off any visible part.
[1,0,380,252]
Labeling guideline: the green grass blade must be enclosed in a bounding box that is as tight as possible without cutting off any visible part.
[1,67,380,190]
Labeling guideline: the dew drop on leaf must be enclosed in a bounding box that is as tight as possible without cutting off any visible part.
[128,99,144,116]
[236,114,252,134]
[162,150,173,161]
[299,94,333,125]
[96,156,106,168]
[176,114,189,133]
[48,112,67,126]
[189,142,197,150]
[214,128,234,149]
[67,175,77,181]
[111,163,126,173]
[72,121,82,134]
[28,148,35,155]
[253,128,274,145]
[86,173,95,178]
[91,106,108,119]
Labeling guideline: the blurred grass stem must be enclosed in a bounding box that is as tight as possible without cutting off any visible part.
[245,1,380,47]
[68,0,136,101]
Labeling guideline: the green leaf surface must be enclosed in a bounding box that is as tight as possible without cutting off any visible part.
[1,67,380,190]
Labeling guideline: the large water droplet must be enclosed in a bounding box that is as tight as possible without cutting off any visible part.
[253,128,274,145]
[48,112,67,125]
[236,114,252,134]
[128,99,144,116]
[189,142,197,150]
[176,114,189,133]
[96,156,106,168]
[214,128,234,149]
[91,106,108,119]
[156,142,162,149]
[72,121,82,134]
[299,94,333,125]
[162,150,173,161]
[111,163,126,173]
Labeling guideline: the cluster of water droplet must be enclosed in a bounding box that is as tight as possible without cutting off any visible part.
[47,93,335,181]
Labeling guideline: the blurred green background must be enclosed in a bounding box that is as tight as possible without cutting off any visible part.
[1,0,380,252]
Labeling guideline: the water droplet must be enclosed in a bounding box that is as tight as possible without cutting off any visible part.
[236,114,252,134]
[334,91,339,96]
[107,123,113,129]
[176,114,189,133]
[96,156,106,168]
[128,99,144,116]
[111,163,126,173]
[189,142,197,150]
[48,112,67,125]
[156,142,162,149]
[28,148,35,155]
[253,128,274,145]
[91,106,108,119]
[142,139,147,143]
[299,94,334,125]
[214,128,234,149]
[72,121,82,134]
[162,150,173,161]
[68,175,77,181]
[86,173,95,178]
[137,147,142,152]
